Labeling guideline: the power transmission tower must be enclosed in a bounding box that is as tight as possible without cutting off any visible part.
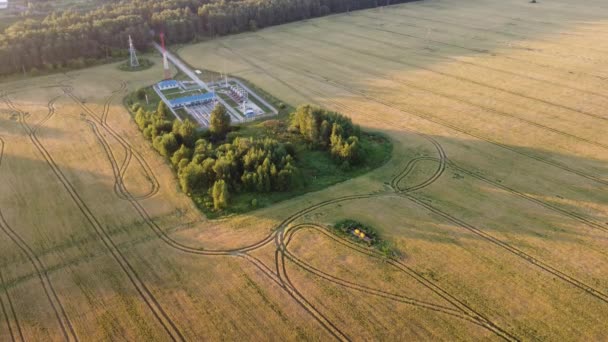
[128,35,139,68]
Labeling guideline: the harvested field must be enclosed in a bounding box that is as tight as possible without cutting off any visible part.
[1,0,608,340]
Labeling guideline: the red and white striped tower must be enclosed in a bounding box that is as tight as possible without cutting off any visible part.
[160,32,171,80]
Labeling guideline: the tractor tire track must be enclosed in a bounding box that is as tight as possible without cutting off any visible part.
[55,77,385,265]
[446,161,608,233]
[0,208,77,342]
[2,78,498,340]
[408,2,608,36]
[477,7,608,36]
[399,135,446,192]
[0,111,77,342]
[0,269,24,342]
[429,0,608,25]
[327,15,608,82]
[278,223,518,341]
[62,84,159,201]
[391,1,608,38]
[97,81,141,201]
[275,244,352,341]
[281,27,608,125]
[316,22,608,104]
[241,252,351,341]
[0,138,24,342]
[285,27,608,146]
[2,94,185,342]
[392,154,608,302]
[221,40,450,195]
[350,9,608,71]
[393,156,608,234]
[220,39,608,186]
[287,224,518,340]
[357,9,608,60]
[258,127,485,341]
[390,156,437,190]
[281,226,485,326]
[400,193,608,304]
[0,285,15,342]
[219,40,608,313]
[243,250,351,341]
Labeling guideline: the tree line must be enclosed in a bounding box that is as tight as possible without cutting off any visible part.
[133,101,299,210]
[0,0,418,76]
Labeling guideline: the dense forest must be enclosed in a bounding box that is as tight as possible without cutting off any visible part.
[0,0,418,76]
[134,101,301,210]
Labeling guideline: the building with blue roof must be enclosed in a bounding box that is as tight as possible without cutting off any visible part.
[158,80,180,91]
[168,93,216,109]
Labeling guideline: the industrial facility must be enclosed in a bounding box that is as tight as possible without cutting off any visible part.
[151,33,278,128]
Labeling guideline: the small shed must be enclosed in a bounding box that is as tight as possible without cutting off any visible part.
[0,0,8,10]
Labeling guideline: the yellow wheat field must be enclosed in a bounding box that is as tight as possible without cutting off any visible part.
[1,0,608,340]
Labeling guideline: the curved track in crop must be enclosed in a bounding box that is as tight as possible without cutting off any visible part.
[2,47,608,339]
[1,92,185,342]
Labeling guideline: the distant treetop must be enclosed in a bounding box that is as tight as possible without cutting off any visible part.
[0,0,418,76]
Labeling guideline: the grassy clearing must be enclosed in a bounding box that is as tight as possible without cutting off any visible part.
[117,58,154,72]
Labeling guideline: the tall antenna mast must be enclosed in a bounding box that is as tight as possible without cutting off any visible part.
[160,32,170,79]
[128,35,139,68]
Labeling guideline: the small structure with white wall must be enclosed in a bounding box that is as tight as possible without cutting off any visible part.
[0,0,8,10]
[168,93,215,109]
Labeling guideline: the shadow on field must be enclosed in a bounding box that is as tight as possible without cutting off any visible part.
[2,0,608,284]
[3,97,608,251]
[370,126,608,233]
[1,117,73,141]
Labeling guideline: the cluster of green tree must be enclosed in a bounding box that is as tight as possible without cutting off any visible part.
[133,101,299,210]
[0,0,418,76]
[290,104,362,167]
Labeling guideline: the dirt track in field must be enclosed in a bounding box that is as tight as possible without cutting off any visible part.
[0,0,607,340]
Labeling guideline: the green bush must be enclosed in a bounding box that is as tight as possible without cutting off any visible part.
[334,219,379,241]
[333,219,398,258]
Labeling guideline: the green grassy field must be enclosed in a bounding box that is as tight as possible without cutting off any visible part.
[1,0,608,340]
